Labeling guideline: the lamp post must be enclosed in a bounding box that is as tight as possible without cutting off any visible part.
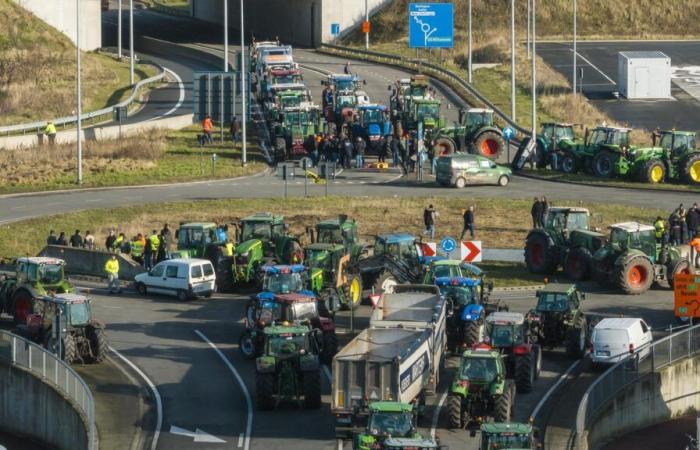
[572,0,577,96]
[365,0,369,50]
[531,0,537,140]
[467,0,472,83]
[76,0,82,184]
[129,0,134,85]
[510,0,516,121]
[224,0,229,72]
[117,0,122,58]
[240,0,247,165]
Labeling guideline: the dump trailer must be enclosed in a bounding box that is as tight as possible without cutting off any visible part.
[332,285,446,440]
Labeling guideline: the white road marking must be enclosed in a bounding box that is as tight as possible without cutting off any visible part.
[194,330,252,450]
[529,359,582,421]
[146,67,185,120]
[169,425,226,443]
[238,432,244,447]
[109,346,162,450]
[430,390,448,439]
[569,49,616,85]
[322,364,332,384]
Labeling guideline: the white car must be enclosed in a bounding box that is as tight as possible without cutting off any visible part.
[134,258,216,301]
[591,317,653,367]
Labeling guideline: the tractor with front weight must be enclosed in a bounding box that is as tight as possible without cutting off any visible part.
[14,292,107,364]
[512,122,578,170]
[254,324,323,410]
[482,312,541,394]
[0,257,76,324]
[446,348,516,429]
[590,222,691,295]
[524,206,607,281]
[431,108,506,160]
[270,103,324,162]
[353,402,440,450]
[232,213,304,287]
[479,422,540,450]
[557,125,634,176]
[525,284,588,359]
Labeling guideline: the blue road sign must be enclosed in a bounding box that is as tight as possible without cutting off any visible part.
[409,3,454,49]
[503,126,515,140]
[331,23,340,36]
[440,236,457,253]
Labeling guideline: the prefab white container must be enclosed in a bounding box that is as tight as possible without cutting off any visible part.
[618,51,671,99]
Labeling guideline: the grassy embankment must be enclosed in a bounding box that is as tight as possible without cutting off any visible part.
[0,197,666,286]
[0,0,157,125]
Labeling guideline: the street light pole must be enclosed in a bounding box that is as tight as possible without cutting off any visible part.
[224,0,229,72]
[527,0,531,59]
[467,0,472,83]
[510,0,516,121]
[531,0,537,140]
[365,0,369,50]
[240,0,247,166]
[117,0,122,58]
[76,0,82,184]
[129,0,134,85]
[572,0,577,96]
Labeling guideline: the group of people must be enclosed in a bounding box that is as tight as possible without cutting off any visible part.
[104,225,172,270]
[530,197,551,228]
[200,115,241,146]
[420,204,477,241]
[654,203,700,246]
[47,229,95,249]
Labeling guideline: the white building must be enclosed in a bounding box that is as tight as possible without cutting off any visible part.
[618,51,671,99]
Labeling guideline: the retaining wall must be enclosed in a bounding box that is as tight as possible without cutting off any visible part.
[39,245,146,281]
[0,361,88,450]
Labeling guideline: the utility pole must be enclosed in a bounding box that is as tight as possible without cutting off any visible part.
[129,0,134,85]
[467,0,472,83]
[572,0,577,96]
[76,0,82,184]
[117,0,122,58]
[224,0,229,72]
[531,0,537,140]
[527,0,531,59]
[365,0,369,50]
[510,0,516,121]
[240,0,247,166]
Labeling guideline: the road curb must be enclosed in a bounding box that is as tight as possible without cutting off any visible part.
[493,285,544,292]
[515,172,699,195]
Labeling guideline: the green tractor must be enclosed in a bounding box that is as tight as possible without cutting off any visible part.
[307,215,365,260]
[524,206,608,281]
[254,323,322,410]
[614,130,700,184]
[0,257,75,324]
[513,123,578,170]
[525,284,588,359]
[590,222,691,295]
[264,84,309,124]
[431,108,506,160]
[446,348,515,429]
[479,422,539,450]
[232,213,303,286]
[558,125,634,176]
[174,222,234,291]
[271,104,324,162]
[353,402,439,450]
[305,243,363,312]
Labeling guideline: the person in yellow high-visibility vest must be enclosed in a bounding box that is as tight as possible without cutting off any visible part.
[654,216,666,243]
[105,254,120,294]
[131,234,145,265]
[225,240,234,257]
[147,231,160,267]
[45,121,57,146]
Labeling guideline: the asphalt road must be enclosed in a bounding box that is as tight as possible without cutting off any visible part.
[538,40,700,131]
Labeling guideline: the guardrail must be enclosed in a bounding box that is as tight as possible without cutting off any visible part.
[0,60,167,137]
[0,330,96,449]
[319,43,530,136]
[576,323,700,441]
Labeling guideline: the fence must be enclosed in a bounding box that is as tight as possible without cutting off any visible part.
[576,323,700,439]
[0,330,96,449]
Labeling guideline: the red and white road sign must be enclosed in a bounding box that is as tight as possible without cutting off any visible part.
[420,242,437,257]
[460,241,482,262]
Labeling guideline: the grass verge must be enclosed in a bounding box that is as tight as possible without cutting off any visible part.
[520,169,700,192]
[480,262,545,288]
[0,125,267,194]
[0,196,665,262]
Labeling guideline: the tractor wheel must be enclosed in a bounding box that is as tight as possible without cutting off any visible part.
[256,373,276,411]
[62,333,79,364]
[433,137,457,157]
[320,332,338,364]
[12,289,34,324]
[88,326,108,363]
[564,247,593,281]
[239,330,257,359]
[524,233,556,274]
[275,137,287,162]
[668,259,691,290]
[303,369,322,409]
[566,315,588,359]
[616,256,654,295]
[681,154,700,185]
[640,160,666,184]
[447,394,463,429]
[347,273,363,307]
[560,152,579,174]
[515,352,535,393]
[592,151,617,178]
[463,320,481,348]
[533,344,542,380]
[472,131,504,159]
[373,270,398,295]
[493,382,514,422]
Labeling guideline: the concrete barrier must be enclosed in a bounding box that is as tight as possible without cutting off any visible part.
[39,245,146,281]
[13,0,101,51]
[583,353,700,449]
[0,360,88,450]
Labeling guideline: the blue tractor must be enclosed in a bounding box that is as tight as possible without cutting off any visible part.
[435,276,504,351]
[355,104,391,152]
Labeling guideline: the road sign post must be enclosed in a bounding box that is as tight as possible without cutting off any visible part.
[408,3,454,49]
[503,126,514,162]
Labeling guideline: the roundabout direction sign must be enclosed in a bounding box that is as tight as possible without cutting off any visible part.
[440,236,457,257]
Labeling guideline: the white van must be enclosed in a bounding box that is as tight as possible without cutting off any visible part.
[134,258,216,301]
[590,318,653,367]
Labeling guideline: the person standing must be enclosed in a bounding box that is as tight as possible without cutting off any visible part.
[400,138,410,175]
[131,234,145,265]
[654,216,666,243]
[679,204,688,243]
[44,121,57,146]
[355,136,366,169]
[56,232,68,246]
[690,234,700,267]
[422,204,437,239]
[202,114,214,145]
[342,136,354,169]
[378,136,388,164]
[229,116,241,144]
[460,206,476,240]
[84,231,95,250]
[531,197,542,228]
[69,230,83,248]
[670,214,682,246]
[146,230,160,270]
[157,234,167,263]
[160,223,172,250]
[105,254,121,294]
[105,230,117,251]
[688,204,699,242]
[47,230,57,246]
[390,135,400,168]
[113,233,126,253]
[540,196,550,228]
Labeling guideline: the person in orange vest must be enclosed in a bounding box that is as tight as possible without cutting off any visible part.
[202,114,214,145]
[690,235,700,268]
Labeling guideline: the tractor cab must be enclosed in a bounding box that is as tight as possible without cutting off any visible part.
[544,207,596,245]
[14,257,72,294]
[354,402,422,448]
[326,73,363,92]
[261,265,308,295]
[309,215,362,256]
[175,222,227,258]
[607,223,656,257]
[542,122,575,142]
[357,104,390,144]
[411,99,443,130]
[435,276,483,307]
[459,108,495,129]
[424,260,482,284]
[374,233,422,265]
[32,292,92,329]
[479,422,538,450]
[239,213,288,244]
[534,283,583,314]
[585,126,632,149]
[654,130,697,158]
[261,323,318,359]
[485,312,527,349]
